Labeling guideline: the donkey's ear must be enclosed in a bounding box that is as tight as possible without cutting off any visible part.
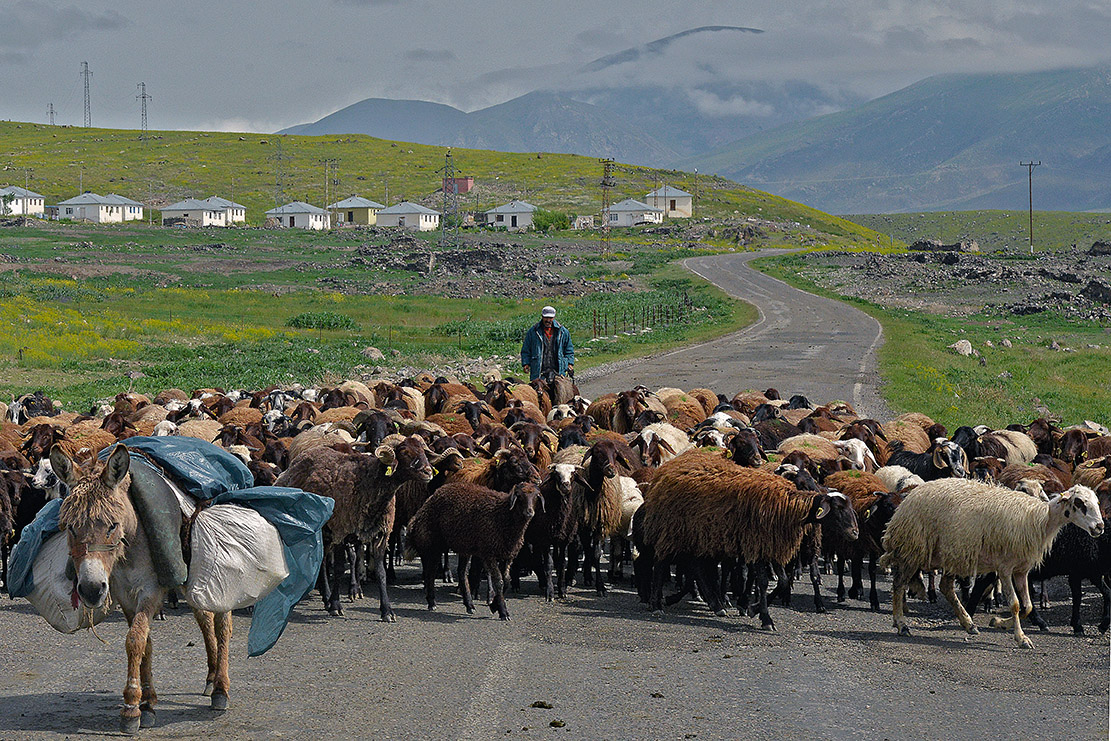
[49,446,77,486]
[101,444,131,488]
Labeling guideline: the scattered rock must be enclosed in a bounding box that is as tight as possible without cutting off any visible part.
[948,340,974,356]
[1089,240,1111,256]
[361,346,385,361]
[1050,340,1061,351]
[1001,339,1013,348]
[529,701,553,709]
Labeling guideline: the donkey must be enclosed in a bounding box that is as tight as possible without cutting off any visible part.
[52,444,232,734]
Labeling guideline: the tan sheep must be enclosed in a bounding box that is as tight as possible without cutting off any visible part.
[218,406,264,427]
[883,419,931,454]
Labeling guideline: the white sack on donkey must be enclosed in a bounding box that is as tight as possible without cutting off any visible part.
[184,504,289,613]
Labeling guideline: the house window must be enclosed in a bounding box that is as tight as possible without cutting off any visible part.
[610,213,618,222]
[670,199,676,211]
[66,208,73,215]
[496,215,504,223]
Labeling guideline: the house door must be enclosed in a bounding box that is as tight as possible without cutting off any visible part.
[399,216,406,227]
[670,199,676,211]
[511,215,518,228]
[289,216,295,227]
[348,211,354,222]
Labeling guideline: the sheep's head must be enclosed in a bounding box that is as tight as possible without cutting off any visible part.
[725,428,764,467]
[1055,485,1105,538]
[508,482,541,520]
[930,439,969,478]
[544,463,580,496]
[492,446,541,488]
[583,439,630,481]
[821,490,859,542]
[971,456,1006,483]
[375,435,433,483]
[861,490,902,534]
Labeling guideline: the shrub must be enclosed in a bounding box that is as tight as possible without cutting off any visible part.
[285,311,357,330]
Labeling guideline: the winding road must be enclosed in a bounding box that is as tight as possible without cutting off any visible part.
[579,250,891,420]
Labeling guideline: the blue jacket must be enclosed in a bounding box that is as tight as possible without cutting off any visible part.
[521,320,574,381]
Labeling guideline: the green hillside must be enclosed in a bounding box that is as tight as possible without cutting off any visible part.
[686,66,1111,213]
[0,120,878,243]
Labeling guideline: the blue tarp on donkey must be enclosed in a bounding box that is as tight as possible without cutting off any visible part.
[10,436,332,656]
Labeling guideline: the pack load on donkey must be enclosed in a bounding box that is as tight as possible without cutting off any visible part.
[7,437,333,734]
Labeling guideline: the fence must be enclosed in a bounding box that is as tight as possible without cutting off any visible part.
[589,291,694,339]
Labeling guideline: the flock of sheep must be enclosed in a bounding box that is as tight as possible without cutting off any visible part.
[2,375,1110,649]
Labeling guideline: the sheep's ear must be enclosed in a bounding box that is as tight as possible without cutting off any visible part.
[536,493,546,513]
[931,445,946,469]
[808,494,831,522]
[49,447,77,486]
[101,444,130,489]
[573,468,591,489]
[508,488,519,511]
[375,444,397,469]
[616,452,633,469]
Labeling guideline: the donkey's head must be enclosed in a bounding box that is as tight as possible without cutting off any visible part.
[54,444,136,610]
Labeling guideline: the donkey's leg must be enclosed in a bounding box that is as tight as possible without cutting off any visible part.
[211,611,232,710]
[372,540,395,623]
[192,609,218,696]
[120,611,149,734]
[139,631,158,728]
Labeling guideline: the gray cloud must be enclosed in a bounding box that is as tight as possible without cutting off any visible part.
[0,1,127,49]
[403,48,456,63]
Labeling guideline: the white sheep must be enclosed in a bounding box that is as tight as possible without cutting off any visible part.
[833,438,879,471]
[880,479,1105,648]
[635,422,692,464]
[152,420,179,436]
[875,465,925,492]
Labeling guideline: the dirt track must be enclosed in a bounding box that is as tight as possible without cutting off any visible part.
[1,251,1108,740]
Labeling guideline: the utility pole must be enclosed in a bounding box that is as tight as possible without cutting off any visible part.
[22,168,32,190]
[47,103,55,126]
[319,158,337,225]
[1020,161,1040,254]
[81,62,92,128]
[438,149,460,248]
[136,83,151,144]
[600,158,615,253]
[271,137,286,207]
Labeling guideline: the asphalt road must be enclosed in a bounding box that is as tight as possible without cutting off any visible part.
[578,250,891,421]
[1,251,1107,740]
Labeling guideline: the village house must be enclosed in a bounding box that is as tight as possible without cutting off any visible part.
[57,192,144,223]
[265,201,330,230]
[376,201,441,231]
[645,185,693,218]
[202,196,247,224]
[161,198,228,227]
[0,185,46,216]
[484,200,536,231]
[604,198,664,227]
[328,196,385,226]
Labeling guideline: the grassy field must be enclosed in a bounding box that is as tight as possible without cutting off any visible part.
[0,120,882,247]
[844,210,1111,253]
[0,220,759,406]
[756,253,1111,429]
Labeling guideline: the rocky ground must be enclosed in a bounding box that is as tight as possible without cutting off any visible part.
[787,244,1111,323]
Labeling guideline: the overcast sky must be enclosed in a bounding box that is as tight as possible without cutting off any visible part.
[3,0,1110,133]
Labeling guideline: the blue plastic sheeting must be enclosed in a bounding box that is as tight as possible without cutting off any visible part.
[111,436,253,500]
[6,498,63,598]
[210,487,334,656]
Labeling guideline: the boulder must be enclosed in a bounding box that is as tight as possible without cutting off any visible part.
[1088,240,1111,256]
[1081,279,1111,304]
[947,340,974,356]
[361,346,385,361]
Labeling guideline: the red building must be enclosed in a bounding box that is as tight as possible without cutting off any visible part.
[442,176,474,195]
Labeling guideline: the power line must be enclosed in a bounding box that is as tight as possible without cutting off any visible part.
[600,158,615,253]
[81,62,92,128]
[1020,160,1041,253]
[136,82,152,144]
[438,149,461,248]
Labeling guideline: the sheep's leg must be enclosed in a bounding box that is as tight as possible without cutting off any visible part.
[459,555,476,614]
[440,549,454,583]
[536,544,555,602]
[608,536,619,581]
[990,573,1033,648]
[731,561,747,609]
[1098,575,1111,634]
[346,539,363,601]
[769,560,793,606]
[649,559,670,613]
[926,570,937,603]
[808,555,826,613]
[385,532,398,585]
[580,531,595,587]
[836,556,848,602]
[848,553,865,601]
[867,552,881,612]
[633,549,652,604]
[553,542,568,599]
[564,538,580,588]
[940,573,978,635]
[696,558,726,617]
[738,563,758,615]
[421,554,437,611]
[1068,573,1086,635]
[751,560,775,630]
[963,574,994,616]
[324,543,343,616]
[593,533,607,596]
[371,541,394,623]
[485,556,510,620]
[509,546,527,594]
[891,563,911,636]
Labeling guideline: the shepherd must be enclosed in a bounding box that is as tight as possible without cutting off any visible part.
[521,305,574,382]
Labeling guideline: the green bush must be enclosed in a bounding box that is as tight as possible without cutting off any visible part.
[285,311,356,330]
[533,209,570,233]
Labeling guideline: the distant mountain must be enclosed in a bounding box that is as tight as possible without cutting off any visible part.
[686,67,1111,213]
[280,98,466,144]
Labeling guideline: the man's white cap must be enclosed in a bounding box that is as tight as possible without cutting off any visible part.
[541,306,556,318]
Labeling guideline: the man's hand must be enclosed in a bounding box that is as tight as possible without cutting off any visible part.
[568,364,574,372]
[522,365,530,375]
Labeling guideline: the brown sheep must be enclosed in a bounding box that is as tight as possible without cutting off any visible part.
[661,394,707,431]
[585,394,617,430]
[567,438,630,596]
[1088,436,1111,459]
[883,419,931,454]
[407,481,540,619]
[276,435,434,620]
[218,406,263,427]
[1074,456,1111,489]
[315,406,364,425]
[731,390,770,415]
[153,388,189,405]
[424,411,476,436]
[176,418,224,443]
[688,388,719,417]
[998,463,1070,494]
[640,452,839,628]
[894,412,936,432]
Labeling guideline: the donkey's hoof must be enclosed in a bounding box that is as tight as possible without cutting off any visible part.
[203,681,215,697]
[120,715,141,735]
[211,693,229,711]
[380,612,396,623]
[140,708,157,728]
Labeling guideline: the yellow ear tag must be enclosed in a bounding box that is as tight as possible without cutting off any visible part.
[385,466,394,476]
